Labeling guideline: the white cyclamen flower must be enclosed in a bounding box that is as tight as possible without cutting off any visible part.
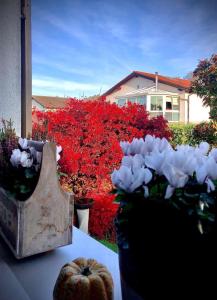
[122,154,145,171]
[18,137,28,149]
[36,151,42,164]
[145,150,169,175]
[197,142,210,155]
[144,135,156,153]
[196,156,217,182]
[111,165,152,193]
[209,148,217,162]
[10,149,22,167]
[158,137,172,152]
[176,144,195,154]
[196,156,217,193]
[162,163,189,199]
[120,141,130,155]
[164,149,197,177]
[56,145,62,162]
[20,151,33,168]
[129,138,146,155]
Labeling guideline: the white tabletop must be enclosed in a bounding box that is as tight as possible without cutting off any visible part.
[0,227,122,300]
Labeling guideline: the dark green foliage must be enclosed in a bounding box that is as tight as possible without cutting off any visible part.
[170,122,217,147]
[190,54,217,120]
[192,121,217,146]
[0,119,18,183]
[169,123,196,146]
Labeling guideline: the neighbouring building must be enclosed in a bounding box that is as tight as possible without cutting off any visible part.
[32,95,69,111]
[32,95,101,111]
[103,71,210,123]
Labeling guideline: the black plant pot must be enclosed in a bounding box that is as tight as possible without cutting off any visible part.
[116,197,216,300]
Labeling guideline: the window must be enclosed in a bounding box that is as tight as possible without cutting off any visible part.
[149,112,163,118]
[129,96,147,105]
[165,112,180,121]
[150,96,163,111]
[129,97,137,104]
[166,98,172,110]
[137,96,146,105]
[117,98,126,106]
[149,95,180,121]
[172,97,179,110]
[166,97,179,110]
[165,96,180,121]
[116,95,147,106]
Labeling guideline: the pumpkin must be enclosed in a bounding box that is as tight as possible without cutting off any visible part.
[53,257,114,300]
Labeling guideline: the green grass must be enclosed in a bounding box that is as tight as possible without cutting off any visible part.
[98,239,118,253]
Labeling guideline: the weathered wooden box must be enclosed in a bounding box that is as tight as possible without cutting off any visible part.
[0,142,73,259]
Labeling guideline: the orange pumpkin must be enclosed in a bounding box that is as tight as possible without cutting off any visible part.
[53,257,114,300]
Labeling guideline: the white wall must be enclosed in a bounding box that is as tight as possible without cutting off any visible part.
[106,76,184,104]
[0,0,21,136]
[32,100,45,111]
[188,94,210,123]
[106,77,154,103]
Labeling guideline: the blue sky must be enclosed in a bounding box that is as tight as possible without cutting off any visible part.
[32,0,217,97]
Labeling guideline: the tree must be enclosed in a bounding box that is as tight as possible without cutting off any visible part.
[183,71,193,79]
[190,54,217,119]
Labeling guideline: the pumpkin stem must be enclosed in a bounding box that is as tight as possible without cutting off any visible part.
[82,266,92,276]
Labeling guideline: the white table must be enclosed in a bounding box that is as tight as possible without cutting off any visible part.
[0,227,122,300]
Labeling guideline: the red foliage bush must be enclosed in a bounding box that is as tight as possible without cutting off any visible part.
[32,98,171,240]
[88,193,118,243]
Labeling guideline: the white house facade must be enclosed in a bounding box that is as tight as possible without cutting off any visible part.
[103,71,210,123]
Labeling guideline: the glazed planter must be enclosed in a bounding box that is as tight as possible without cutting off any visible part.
[0,142,74,259]
[116,197,216,299]
[74,198,94,234]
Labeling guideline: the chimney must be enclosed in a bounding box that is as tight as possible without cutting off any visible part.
[155,72,158,91]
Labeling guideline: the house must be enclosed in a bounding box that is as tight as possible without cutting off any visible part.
[103,71,210,123]
[32,95,101,111]
[32,95,69,111]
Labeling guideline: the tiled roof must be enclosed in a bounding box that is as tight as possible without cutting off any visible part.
[135,71,191,89]
[32,96,69,109]
[103,71,191,96]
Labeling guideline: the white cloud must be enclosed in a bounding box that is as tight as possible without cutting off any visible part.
[33,55,93,77]
[32,75,109,97]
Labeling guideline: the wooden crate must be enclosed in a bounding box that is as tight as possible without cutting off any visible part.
[0,142,73,259]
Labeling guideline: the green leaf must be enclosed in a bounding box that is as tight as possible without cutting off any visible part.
[114,194,125,203]
[57,171,68,178]
[24,168,35,179]
[110,189,118,194]
[19,184,31,194]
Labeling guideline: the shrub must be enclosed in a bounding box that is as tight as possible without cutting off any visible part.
[89,194,118,242]
[192,121,217,146]
[0,119,18,182]
[169,123,196,146]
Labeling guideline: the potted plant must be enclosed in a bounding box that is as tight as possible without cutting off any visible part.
[74,195,94,234]
[0,121,73,259]
[111,135,216,299]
